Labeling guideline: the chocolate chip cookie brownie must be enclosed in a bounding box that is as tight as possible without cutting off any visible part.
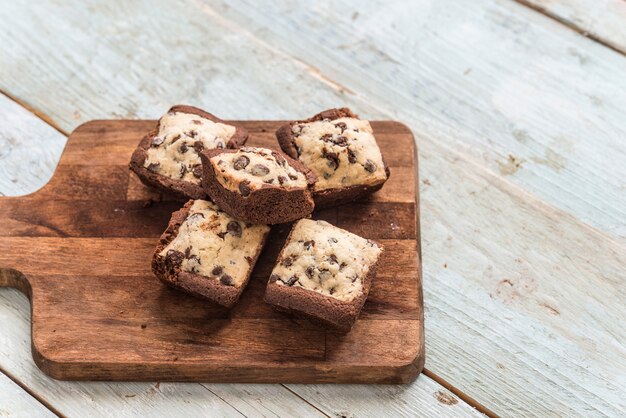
[152,199,270,308]
[264,218,383,332]
[276,108,389,208]
[199,147,317,224]
[130,105,248,200]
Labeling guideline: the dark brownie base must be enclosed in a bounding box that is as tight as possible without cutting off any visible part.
[199,148,317,224]
[129,105,249,201]
[263,224,383,333]
[152,200,268,308]
[275,107,390,209]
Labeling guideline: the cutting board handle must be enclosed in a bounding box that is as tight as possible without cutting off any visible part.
[0,268,32,298]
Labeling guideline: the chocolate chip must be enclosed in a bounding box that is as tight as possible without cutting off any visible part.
[334,135,349,147]
[193,141,204,153]
[334,122,347,132]
[186,130,197,138]
[350,274,359,283]
[170,134,181,143]
[305,266,315,279]
[233,155,250,170]
[303,240,315,250]
[220,274,234,286]
[340,262,347,270]
[285,276,299,286]
[212,266,223,276]
[250,164,270,176]
[272,152,286,166]
[264,178,275,184]
[320,133,333,142]
[347,148,357,164]
[184,246,192,258]
[192,119,202,125]
[151,137,164,147]
[179,164,187,178]
[364,159,377,173]
[217,231,227,239]
[147,162,161,173]
[239,180,251,196]
[329,287,336,295]
[322,148,339,170]
[179,143,189,154]
[165,249,184,268]
[328,237,338,244]
[282,256,294,267]
[288,173,298,180]
[216,142,225,149]
[227,221,242,237]
[244,256,253,265]
[328,254,338,264]
[269,274,280,283]
[277,176,287,185]
[192,164,203,178]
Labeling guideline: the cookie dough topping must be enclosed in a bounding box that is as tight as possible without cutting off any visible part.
[270,219,382,302]
[291,117,387,191]
[144,111,237,184]
[160,200,269,287]
[210,147,307,196]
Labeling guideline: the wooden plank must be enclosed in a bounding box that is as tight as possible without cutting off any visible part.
[0,94,66,196]
[206,0,626,244]
[0,372,56,418]
[517,0,626,54]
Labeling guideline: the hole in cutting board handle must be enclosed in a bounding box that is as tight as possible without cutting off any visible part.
[0,268,33,299]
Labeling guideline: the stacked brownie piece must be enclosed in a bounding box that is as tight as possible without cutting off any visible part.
[131,106,389,331]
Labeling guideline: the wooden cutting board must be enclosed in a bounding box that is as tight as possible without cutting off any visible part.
[0,120,423,383]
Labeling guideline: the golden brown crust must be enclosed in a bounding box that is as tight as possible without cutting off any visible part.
[275,107,390,209]
[199,148,317,224]
[151,200,269,308]
[129,105,249,201]
[263,222,383,333]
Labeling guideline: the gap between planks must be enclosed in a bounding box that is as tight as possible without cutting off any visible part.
[0,93,482,415]
[513,0,626,55]
[198,385,247,418]
[0,90,69,137]
[423,368,496,418]
[277,385,332,417]
[0,365,64,418]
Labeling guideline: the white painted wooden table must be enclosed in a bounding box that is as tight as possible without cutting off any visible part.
[1,0,625,416]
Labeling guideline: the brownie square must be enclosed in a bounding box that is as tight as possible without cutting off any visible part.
[264,219,383,332]
[130,105,248,200]
[152,199,270,308]
[276,108,390,208]
[199,146,317,224]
